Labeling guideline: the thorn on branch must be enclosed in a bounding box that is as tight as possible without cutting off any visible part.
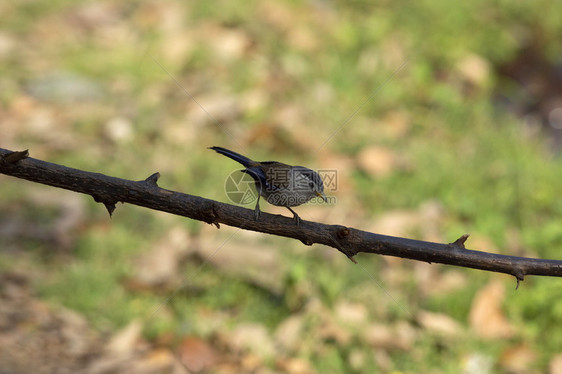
[209,204,220,229]
[92,194,119,218]
[1,149,29,164]
[449,234,470,249]
[514,268,525,290]
[144,172,160,187]
[329,234,357,264]
[103,202,117,217]
[300,238,314,246]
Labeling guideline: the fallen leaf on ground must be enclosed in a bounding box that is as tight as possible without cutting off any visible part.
[369,200,444,240]
[381,110,411,139]
[106,319,143,356]
[196,239,286,294]
[469,279,514,339]
[549,354,562,374]
[363,322,416,350]
[203,24,252,61]
[275,315,304,352]
[178,336,219,373]
[414,265,468,296]
[129,348,176,374]
[499,344,537,373]
[456,53,490,87]
[356,146,398,178]
[277,358,317,374]
[228,323,275,359]
[334,300,368,327]
[302,298,353,346]
[125,227,192,291]
[417,310,463,337]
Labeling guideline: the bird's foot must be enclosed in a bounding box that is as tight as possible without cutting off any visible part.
[286,207,301,226]
[293,214,301,226]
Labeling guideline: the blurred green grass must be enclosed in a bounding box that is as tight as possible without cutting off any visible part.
[2,0,562,372]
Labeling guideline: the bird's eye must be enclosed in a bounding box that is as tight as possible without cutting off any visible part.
[308,181,314,188]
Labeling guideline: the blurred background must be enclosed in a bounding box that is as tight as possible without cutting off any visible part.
[1,1,562,373]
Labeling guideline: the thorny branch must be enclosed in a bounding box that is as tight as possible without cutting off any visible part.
[2,147,562,288]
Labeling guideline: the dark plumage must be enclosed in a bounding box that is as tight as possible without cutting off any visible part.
[209,146,326,225]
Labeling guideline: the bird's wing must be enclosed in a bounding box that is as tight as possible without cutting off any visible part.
[257,162,292,190]
[242,166,279,192]
[242,162,293,193]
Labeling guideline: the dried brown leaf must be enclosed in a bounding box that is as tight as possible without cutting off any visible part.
[417,310,463,337]
[499,344,537,373]
[178,336,219,373]
[356,146,398,178]
[549,354,562,374]
[469,279,515,339]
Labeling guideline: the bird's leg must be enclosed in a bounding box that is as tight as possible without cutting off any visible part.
[286,207,301,226]
[254,194,261,220]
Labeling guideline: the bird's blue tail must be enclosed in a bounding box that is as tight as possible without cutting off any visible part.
[209,146,255,167]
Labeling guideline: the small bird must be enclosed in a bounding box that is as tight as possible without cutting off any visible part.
[209,146,327,225]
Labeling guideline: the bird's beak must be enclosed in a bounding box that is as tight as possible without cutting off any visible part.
[315,191,328,203]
